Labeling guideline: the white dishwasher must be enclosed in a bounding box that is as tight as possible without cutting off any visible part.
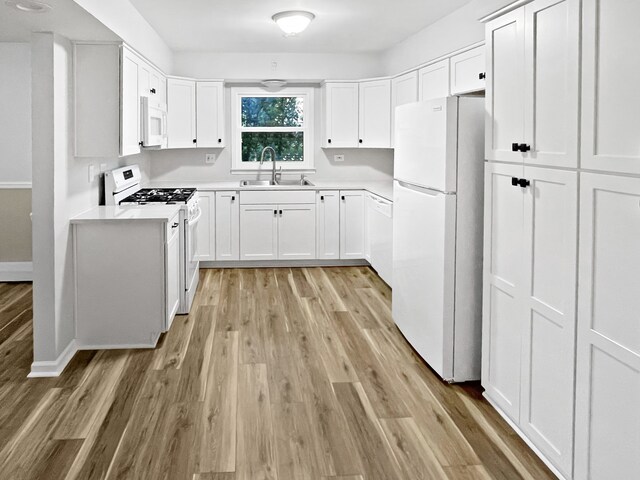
[367,193,393,287]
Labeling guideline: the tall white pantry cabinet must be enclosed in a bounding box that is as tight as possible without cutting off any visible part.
[483,0,640,479]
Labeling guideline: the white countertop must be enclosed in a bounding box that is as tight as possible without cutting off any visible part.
[146,179,394,201]
[71,205,182,223]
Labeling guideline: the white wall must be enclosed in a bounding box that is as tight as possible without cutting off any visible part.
[30,32,150,372]
[380,0,512,75]
[72,0,173,72]
[173,51,384,80]
[0,43,31,184]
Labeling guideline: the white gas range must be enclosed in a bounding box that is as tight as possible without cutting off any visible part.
[104,165,201,315]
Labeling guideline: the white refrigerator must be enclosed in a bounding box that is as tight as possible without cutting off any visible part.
[392,96,484,382]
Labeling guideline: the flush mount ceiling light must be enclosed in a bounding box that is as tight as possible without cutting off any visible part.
[261,79,288,90]
[5,0,51,12]
[272,10,315,37]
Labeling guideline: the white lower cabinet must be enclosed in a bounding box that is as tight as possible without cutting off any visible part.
[340,190,366,259]
[316,191,340,260]
[240,202,316,261]
[366,193,393,286]
[196,192,215,261]
[215,191,239,261]
[482,162,577,478]
[574,173,640,480]
[165,217,181,328]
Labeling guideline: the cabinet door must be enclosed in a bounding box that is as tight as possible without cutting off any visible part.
[150,69,166,104]
[574,173,640,480]
[391,71,418,147]
[485,9,526,163]
[582,0,640,175]
[167,78,196,149]
[120,47,141,157]
[196,81,225,148]
[450,45,486,95]
[323,82,359,148]
[482,162,525,422]
[196,192,215,262]
[359,79,391,148]
[215,191,239,261]
[339,191,365,260]
[278,204,316,260]
[364,194,374,262]
[418,59,450,101]
[520,166,577,477]
[369,194,393,287]
[166,219,180,329]
[316,191,340,260]
[524,0,580,169]
[240,205,278,260]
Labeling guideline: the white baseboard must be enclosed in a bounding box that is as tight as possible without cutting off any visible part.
[0,262,33,282]
[200,259,370,269]
[28,340,77,378]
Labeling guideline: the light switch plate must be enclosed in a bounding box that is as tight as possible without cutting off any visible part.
[205,153,216,164]
[334,154,345,162]
[88,164,95,183]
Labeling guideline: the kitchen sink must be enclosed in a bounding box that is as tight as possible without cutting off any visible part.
[240,179,314,187]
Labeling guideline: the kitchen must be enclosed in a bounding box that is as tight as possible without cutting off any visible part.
[0,0,638,479]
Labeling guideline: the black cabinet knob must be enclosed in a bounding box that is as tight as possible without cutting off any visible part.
[518,178,531,188]
[341,195,345,200]
[512,143,520,152]
[150,88,156,94]
[193,139,197,144]
[518,143,531,152]
[273,209,277,215]
[231,195,235,201]
[320,195,324,201]
[359,139,363,144]
[138,141,143,146]
[279,210,283,215]
[218,138,222,143]
[511,177,519,187]
[328,139,332,144]
[479,72,486,80]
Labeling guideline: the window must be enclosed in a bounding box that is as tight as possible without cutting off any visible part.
[231,87,314,171]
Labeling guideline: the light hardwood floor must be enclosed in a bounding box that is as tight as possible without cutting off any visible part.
[0,268,554,480]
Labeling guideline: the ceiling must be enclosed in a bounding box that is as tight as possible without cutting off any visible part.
[128,0,472,53]
[0,0,117,43]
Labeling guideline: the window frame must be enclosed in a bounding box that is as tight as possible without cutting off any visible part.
[231,86,315,172]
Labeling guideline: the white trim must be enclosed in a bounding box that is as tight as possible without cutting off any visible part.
[200,259,369,269]
[0,182,32,189]
[28,340,78,378]
[479,0,533,23]
[0,262,33,281]
[230,86,315,172]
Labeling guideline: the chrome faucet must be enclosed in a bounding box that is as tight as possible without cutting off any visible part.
[260,146,281,184]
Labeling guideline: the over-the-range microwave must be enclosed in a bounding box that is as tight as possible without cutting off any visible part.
[141,96,167,148]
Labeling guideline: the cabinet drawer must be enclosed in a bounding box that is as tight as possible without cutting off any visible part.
[240,190,316,205]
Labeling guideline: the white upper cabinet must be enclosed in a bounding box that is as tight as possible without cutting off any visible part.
[486,0,579,167]
[391,71,419,147]
[358,79,391,148]
[167,78,197,149]
[139,61,166,104]
[121,46,142,157]
[581,0,640,175]
[196,81,225,148]
[450,45,486,95]
[322,82,359,148]
[418,59,450,101]
[574,173,640,480]
[485,9,526,163]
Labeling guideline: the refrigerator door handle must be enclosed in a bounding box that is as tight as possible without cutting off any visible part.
[397,181,451,196]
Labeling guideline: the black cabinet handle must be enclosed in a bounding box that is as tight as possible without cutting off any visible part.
[359,139,363,144]
[511,177,519,187]
[328,139,332,144]
[172,222,179,228]
[320,195,324,201]
[512,143,520,152]
[279,210,283,215]
[341,195,345,200]
[231,195,235,201]
[150,88,156,94]
[479,72,486,80]
[518,178,531,188]
[138,141,143,146]
[218,138,222,143]
[273,209,277,215]
[518,143,531,152]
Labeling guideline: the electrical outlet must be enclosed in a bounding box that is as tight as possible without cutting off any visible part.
[334,154,345,162]
[88,164,95,183]
[205,153,216,164]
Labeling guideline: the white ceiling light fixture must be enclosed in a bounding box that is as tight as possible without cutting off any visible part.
[272,10,315,37]
[261,79,287,90]
[5,0,52,12]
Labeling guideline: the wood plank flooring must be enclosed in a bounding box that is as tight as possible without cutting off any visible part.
[0,268,555,480]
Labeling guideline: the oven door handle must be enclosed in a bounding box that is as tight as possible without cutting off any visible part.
[188,207,203,226]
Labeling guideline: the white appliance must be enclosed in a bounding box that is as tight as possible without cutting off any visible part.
[104,165,200,319]
[141,97,167,148]
[393,96,484,382]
